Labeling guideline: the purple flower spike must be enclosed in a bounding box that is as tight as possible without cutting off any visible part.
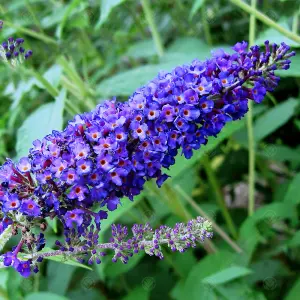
[0,41,295,277]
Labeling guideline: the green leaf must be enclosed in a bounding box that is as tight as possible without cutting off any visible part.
[214,281,267,300]
[25,292,68,300]
[16,89,66,159]
[10,79,36,110]
[257,144,300,164]
[97,39,214,97]
[170,280,185,300]
[42,65,63,88]
[96,63,175,97]
[277,54,300,77]
[202,266,252,285]
[238,202,296,261]
[0,269,8,291]
[234,98,298,146]
[248,259,291,284]
[96,0,127,29]
[182,251,246,300]
[255,20,300,48]
[189,0,205,19]
[122,286,150,300]
[0,226,12,252]
[126,39,157,59]
[284,173,300,205]
[57,0,82,38]
[165,38,211,60]
[251,202,295,223]
[285,277,300,300]
[47,262,76,296]
[287,231,300,248]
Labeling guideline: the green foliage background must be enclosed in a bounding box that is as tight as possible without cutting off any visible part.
[0,0,300,299]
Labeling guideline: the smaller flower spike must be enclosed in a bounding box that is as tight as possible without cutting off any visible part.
[0,20,32,67]
[0,216,213,276]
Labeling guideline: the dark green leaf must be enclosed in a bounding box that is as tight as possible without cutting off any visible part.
[168,119,245,179]
[234,98,298,146]
[122,286,150,300]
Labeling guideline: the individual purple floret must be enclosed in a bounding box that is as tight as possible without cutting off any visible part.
[0,40,295,277]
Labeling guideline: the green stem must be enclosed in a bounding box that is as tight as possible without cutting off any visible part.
[202,155,238,239]
[229,0,300,43]
[125,3,147,38]
[247,0,257,217]
[292,8,299,34]
[266,92,277,106]
[201,3,213,46]
[141,0,164,57]
[25,0,44,33]
[3,20,58,46]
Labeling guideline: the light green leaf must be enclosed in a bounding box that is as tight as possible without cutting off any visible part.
[202,266,252,285]
[0,226,12,252]
[166,38,211,59]
[25,292,68,300]
[277,54,300,78]
[126,39,157,59]
[96,63,176,97]
[96,0,127,29]
[42,65,63,88]
[189,0,205,19]
[16,89,66,159]
[285,277,300,300]
[97,38,214,97]
[255,20,300,48]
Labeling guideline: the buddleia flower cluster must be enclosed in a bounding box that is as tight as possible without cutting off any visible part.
[0,20,32,67]
[0,36,295,277]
